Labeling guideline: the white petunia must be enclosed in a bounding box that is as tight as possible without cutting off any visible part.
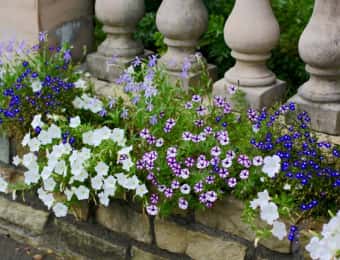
[271,221,287,240]
[98,192,110,207]
[24,169,40,185]
[44,177,56,192]
[74,186,90,200]
[47,124,61,139]
[28,138,41,152]
[111,128,126,146]
[262,155,281,178]
[12,156,21,166]
[53,202,68,217]
[54,160,67,176]
[21,133,31,146]
[64,189,74,201]
[120,175,139,190]
[250,190,271,210]
[0,177,8,192]
[31,80,43,92]
[122,157,134,171]
[37,188,54,209]
[103,176,117,190]
[95,162,109,176]
[260,202,279,225]
[31,114,44,129]
[74,79,87,90]
[72,169,88,182]
[91,175,103,190]
[135,184,148,197]
[38,130,52,145]
[22,153,37,168]
[69,116,81,128]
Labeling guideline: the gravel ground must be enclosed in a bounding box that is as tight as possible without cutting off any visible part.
[0,234,57,260]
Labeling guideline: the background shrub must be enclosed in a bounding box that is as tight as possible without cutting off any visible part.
[94,0,313,97]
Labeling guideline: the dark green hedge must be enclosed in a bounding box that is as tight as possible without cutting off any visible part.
[94,0,314,97]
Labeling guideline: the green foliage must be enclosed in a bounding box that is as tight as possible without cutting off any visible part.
[94,0,313,97]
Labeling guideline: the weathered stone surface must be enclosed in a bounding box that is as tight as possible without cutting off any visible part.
[0,135,9,164]
[196,196,291,254]
[196,196,255,241]
[56,219,126,260]
[0,0,94,61]
[213,78,286,110]
[289,95,340,135]
[96,202,152,243]
[155,218,189,253]
[186,232,247,260]
[0,197,49,234]
[131,247,167,260]
[155,218,247,259]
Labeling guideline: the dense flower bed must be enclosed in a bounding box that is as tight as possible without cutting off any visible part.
[0,36,339,259]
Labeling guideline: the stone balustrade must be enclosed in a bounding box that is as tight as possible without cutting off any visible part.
[87,0,337,135]
[0,0,339,143]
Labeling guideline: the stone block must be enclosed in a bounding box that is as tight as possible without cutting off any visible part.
[0,197,49,234]
[196,196,291,254]
[131,247,167,260]
[289,95,340,135]
[96,202,152,243]
[166,64,218,91]
[56,219,126,260]
[186,232,247,260]
[154,218,247,259]
[0,0,94,61]
[0,134,10,164]
[213,78,286,109]
[196,196,255,241]
[155,218,189,253]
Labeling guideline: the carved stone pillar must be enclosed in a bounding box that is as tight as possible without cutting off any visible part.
[289,0,340,135]
[87,0,148,83]
[156,0,217,90]
[213,0,286,109]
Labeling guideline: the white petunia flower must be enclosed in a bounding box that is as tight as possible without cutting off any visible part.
[12,156,21,166]
[38,130,52,145]
[31,80,42,92]
[271,221,287,240]
[260,202,279,225]
[27,138,41,152]
[111,128,126,146]
[44,177,56,192]
[136,184,148,197]
[47,124,61,139]
[64,189,74,201]
[69,116,81,128]
[120,175,139,190]
[91,175,103,190]
[98,192,110,207]
[103,176,117,190]
[74,186,90,200]
[250,190,270,210]
[24,169,40,185]
[37,188,54,209]
[0,177,8,192]
[95,162,109,176]
[31,114,44,129]
[53,202,68,217]
[74,79,87,90]
[262,155,281,178]
[122,157,134,171]
[21,133,31,146]
[41,166,53,180]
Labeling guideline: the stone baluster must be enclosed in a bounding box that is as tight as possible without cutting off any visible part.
[213,0,286,109]
[87,0,147,84]
[156,0,217,90]
[289,0,340,135]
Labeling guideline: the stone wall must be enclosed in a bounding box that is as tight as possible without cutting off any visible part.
[0,164,303,260]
